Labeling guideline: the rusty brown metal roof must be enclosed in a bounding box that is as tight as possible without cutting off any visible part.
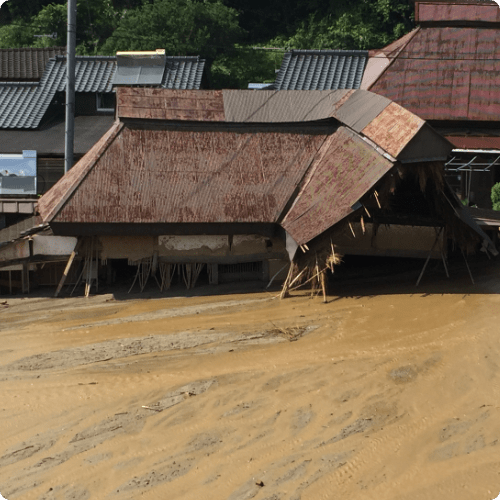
[38,120,124,223]
[116,88,451,161]
[443,135,500,149]
[39,89,453,245]
[0,47,66,81]
[369,23,500,121]
[117,88,225,121]
[361,102,425,158]
[415,0,500,25]
[281,127,394,245]
[39,121,330,226]
[38,120,395,245]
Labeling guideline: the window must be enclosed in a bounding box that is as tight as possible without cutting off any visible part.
[96,93,115,113]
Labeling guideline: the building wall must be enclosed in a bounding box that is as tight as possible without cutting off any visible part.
[96,233,289,282]
[332,223,445,259]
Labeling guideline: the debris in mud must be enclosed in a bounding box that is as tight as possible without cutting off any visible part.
[142,379,217,412]
[389,366,418,384]
[268,324,319,342]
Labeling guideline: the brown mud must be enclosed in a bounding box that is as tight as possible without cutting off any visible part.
[1,261,500,500]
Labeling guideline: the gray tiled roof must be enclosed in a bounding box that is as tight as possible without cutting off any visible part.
[0,47,66,81]
[162,56,205,89]
[272,50,368,90]
[0,56,116,129]
[55,55,116,92]
[0,53,205,129]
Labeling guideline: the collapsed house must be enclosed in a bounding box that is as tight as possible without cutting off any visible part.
[1,88,495,295]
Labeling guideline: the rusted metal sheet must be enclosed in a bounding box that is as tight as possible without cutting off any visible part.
[51,124,328,224]
[362,29,420,90]
[362,102,425,158]
[38,120,124,223]
[117,88,225,121]
[222,89,352,123]
[370,26,500,121]
[332,89,391,132]
[444,135,500,149]
[281,127,394,245]
[416,1,500,24]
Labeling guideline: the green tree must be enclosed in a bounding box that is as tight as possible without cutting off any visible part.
[101,0,242,59]
[211,46,283,89]
[0,0,119,54]
[271,0,413,51]
[492,183,500,211]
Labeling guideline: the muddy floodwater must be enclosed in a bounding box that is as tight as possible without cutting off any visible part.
[1,261,500,500]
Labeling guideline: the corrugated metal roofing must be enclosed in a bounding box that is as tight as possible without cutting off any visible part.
[114,55,165,86]
[0,56,116,129]
[222,89,353,123]
[38,122,330,226]
[444,135,500,149]
[369,24,500,121]
[281,127,394,244]
[272,50,368,90]
[0,47,65,81]
[38,89,455,246]
[116,88,453,162]
[415,0,500,24]
[118,88,225,121]
[37,117,398,247]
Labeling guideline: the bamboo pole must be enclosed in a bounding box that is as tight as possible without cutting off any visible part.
[54,251,77,297]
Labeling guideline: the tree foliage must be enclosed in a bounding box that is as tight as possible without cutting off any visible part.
[492,183,500,211]
[100,0,242,59]
[0,0,415,87]
[0,0,119,53]
[271,0,413,50]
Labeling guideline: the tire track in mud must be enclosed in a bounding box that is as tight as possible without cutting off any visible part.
[1,378,221,500]
[210,367,370,499]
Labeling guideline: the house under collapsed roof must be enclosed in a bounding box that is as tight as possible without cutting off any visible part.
[18,87,493,295]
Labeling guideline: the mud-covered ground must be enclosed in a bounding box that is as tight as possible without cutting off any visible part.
[1,261,500,500]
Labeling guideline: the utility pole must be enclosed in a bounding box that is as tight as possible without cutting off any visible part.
[64,0,77,174]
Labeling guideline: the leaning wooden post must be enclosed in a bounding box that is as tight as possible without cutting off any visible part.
[321,269,327,303]
[462,250,475,285]
[54,250,77,297]
[416,227,443,287]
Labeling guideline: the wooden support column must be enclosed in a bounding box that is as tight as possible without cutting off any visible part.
[21,262,29,294]
[209,263,218,285]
